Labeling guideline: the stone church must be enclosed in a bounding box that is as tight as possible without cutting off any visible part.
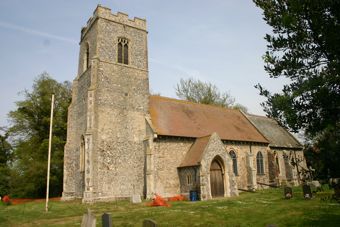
[62,5,306,202]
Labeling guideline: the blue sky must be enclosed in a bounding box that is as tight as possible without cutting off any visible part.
[0,0,288,127]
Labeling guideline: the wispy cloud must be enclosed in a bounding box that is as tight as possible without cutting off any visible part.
[0,21,78,44]
[149,57,207,81]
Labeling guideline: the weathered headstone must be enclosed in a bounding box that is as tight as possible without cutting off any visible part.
[284,186,292,199]
[131,195,142,203]
[81,209,96,227]
[303,184,312,199]
[143,219,157,227]
[307,180,321,192]
[102,213,112,227]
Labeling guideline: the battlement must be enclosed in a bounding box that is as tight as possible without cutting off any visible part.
[81,5,147,41]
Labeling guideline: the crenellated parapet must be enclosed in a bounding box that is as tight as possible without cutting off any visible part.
[81,4,146,41]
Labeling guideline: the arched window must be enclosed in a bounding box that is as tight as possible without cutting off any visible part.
[256,152,264,175]
[187,173,192,185]
[84,43,90,70]
[229,151,238,176]
[117,37,129,64]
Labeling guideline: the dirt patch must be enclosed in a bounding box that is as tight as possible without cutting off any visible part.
[11,197,61,205]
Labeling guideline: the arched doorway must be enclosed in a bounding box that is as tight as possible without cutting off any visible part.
[210,158,225,197]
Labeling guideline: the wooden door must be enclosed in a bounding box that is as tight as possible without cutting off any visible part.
[210,160,224,197]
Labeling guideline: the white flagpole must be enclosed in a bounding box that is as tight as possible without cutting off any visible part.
[45,94,54,212]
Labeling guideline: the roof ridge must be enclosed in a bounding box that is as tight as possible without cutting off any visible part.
[246,113,272,119]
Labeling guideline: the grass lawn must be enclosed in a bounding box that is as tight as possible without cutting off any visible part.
[0,187,339,226]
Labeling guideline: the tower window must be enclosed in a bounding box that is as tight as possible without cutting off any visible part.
[118,38,129,64]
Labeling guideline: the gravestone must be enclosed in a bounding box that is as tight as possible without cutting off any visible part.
[81,209,96,227]
[143,219,157,227]
[131,195,142,203]
[284,186,292,199]
[303,184,312,199]
[333,183,340,200]
[102,213,112,227]
[307,180,321,192]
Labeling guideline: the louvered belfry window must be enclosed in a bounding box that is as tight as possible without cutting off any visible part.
[118,37,129,65]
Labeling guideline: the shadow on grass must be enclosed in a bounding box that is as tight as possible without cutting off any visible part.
[300,212,340,227]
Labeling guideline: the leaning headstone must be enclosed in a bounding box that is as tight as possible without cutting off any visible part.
[81,209,96,227]
[131,195,142,203]
[143,219,157,227]
[303,184,312,199]
[284,186,292,199]
[102,213,112,227]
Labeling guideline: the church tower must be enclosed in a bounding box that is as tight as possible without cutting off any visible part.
[62,5,149,202]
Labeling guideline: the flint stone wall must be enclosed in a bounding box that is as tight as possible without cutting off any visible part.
[150,136,272,198]
[151,136,194,197]
[178,166,200,196]
[63,68,92,199]
[223,142,269,190]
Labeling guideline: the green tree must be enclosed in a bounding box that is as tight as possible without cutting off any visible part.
[254,0,340,177]
[175,78,248,112]
[0,128,12,196]
[8,72,71,197]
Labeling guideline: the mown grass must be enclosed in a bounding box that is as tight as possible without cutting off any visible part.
[0,187,339,226]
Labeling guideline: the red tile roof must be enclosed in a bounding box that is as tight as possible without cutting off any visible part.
[179,135,211,167]
[149,96,268,143]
